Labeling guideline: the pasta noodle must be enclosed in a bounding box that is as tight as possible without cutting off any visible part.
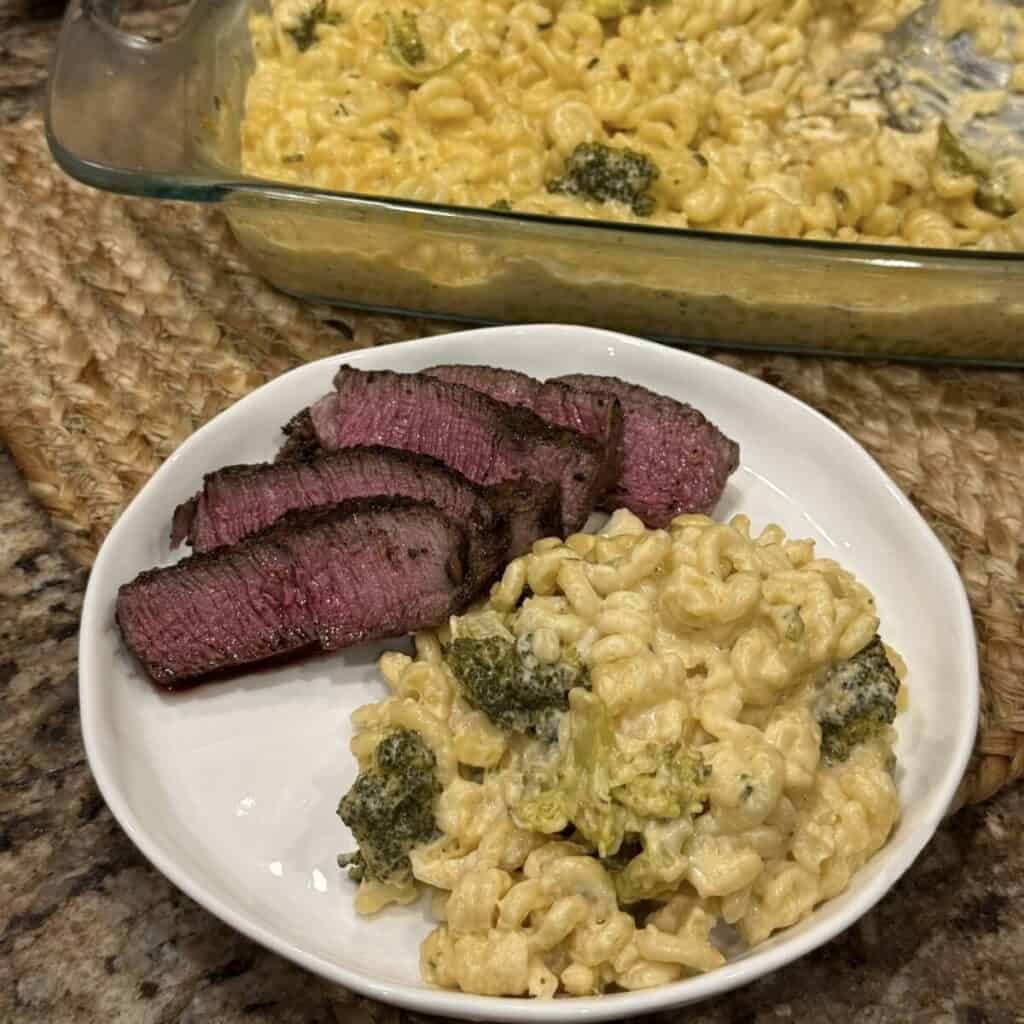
[338,510,905,996]
[243,0,1024,249]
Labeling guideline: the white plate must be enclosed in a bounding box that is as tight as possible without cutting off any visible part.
[79,325,978,1022]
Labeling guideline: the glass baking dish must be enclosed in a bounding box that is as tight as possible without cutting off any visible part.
[46,0,1024,363]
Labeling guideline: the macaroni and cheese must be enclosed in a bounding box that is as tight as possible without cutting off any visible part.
[338,510,904,997]
[243,0,1024,249]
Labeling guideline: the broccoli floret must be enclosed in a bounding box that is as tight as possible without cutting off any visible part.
[514,690,708,859]
[385,9,426,67]
[384,10,471,84]
[445,634,588,739]
[612,744,707,820]
[336,728,441,885]
[815,636,900,764]
[513,688,622,852]
[284,0,340,52]
[937,121,975,177]
[937,122,1015,217]
[546,142,661,216]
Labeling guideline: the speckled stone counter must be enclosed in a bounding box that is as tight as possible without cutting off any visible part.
[2,455,1024,1024]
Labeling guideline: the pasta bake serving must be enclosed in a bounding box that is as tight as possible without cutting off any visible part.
[336,510,905,997]
[243,0,1024,249]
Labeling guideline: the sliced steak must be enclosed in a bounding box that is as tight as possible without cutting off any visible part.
[117,498,468,688]
[307,367,605,533]
[553,373,740,526]
[169,446,510,595]
[423,364,624,494]
[485,478,562,559]
[277,408,320,462]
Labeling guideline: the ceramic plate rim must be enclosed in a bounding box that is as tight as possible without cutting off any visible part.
[79,324,978,1022]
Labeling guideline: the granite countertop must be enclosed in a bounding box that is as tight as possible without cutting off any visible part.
[1,4,1023,1022]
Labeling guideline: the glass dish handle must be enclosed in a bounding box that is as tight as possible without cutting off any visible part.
[46,0,247,199]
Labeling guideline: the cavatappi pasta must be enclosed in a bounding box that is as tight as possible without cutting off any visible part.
[339,510,905,997]
[242,0,1024,249]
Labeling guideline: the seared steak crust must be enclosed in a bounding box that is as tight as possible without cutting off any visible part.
[118,498,468,688]
[423,364,624,495]
[554,373,740,526]
[277,408,320,462]
[484,478,562,558]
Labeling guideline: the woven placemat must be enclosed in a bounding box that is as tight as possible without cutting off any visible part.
[1,113,1021,809]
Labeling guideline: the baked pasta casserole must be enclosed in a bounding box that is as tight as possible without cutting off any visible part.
[243,0,1024,248]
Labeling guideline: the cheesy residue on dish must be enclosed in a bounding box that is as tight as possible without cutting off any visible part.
[336,511,905,997]
[242,0,1024,249]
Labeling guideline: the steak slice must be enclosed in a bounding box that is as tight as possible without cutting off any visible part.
[307,367,605,534]
[423,364,624,494]
[277,408,320,462]
[169,446,510,595]
[485,478,562,559]
[271,429,561,562]
[117,498,468,688]
[553,373,740,527]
